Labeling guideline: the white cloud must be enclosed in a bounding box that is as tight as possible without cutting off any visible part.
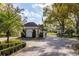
[28,17,42,24]
[32,3,53,9]
[28,17,35,22]
[20,4,43,24]
[43,3,53,7]
[21,9,42,24]
[21,9,42,18]
[32,4,44,8]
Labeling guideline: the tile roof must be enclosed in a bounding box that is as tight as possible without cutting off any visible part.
[24,22,38,27]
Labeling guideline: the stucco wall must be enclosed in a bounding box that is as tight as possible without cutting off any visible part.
[24,27,39,37]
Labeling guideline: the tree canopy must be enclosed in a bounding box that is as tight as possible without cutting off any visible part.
[43,3,79,36]
[0,3,23,42]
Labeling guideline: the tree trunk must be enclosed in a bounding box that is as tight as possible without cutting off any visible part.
[76,16,79,38]
[61,20,65,35]
[76,20,78,35]
[61,23,64,33]
[6,30,10,43]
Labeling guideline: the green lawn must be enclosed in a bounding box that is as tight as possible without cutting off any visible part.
[47,32,57,36]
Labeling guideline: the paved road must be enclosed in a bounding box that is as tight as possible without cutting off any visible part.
[11,36,78,56]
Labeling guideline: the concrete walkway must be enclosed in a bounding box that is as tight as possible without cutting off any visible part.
[11,36,78,56]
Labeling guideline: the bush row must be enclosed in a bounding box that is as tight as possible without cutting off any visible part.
[0,39,22,44]
[0,39,23,50]
[0,43,21,50]
[57,29,75,38]
[0,42,26,56]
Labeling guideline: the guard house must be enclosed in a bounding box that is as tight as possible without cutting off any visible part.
[22,22,47,38]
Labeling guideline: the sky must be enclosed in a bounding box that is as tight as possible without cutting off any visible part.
[13,3,44,24]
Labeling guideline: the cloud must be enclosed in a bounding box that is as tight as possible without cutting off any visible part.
[43,3,53,7]
[32,4,44,8]
[32,3,53,9]
[21,9,42,24]
[20,4,43,24]
[28,17,42,24]
[30,11,42,18]
[32,4,43,16]
[21,9,42,18]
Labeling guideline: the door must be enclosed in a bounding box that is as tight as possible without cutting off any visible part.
[26,29,32,37]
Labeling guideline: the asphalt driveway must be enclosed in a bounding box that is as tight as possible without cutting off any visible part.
[11,36,78,56]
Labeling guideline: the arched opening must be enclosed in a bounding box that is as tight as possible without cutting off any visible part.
[32,29,36,38]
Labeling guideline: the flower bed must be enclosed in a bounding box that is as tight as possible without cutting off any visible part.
[0,39,26,56]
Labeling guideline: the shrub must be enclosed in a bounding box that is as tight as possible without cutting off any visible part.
[0,42,26,56]
[0,43,13,50]
[1,39,22,44]
[0,40,21,50]
[0,45,3,50]
[57,32,63,37]
[2,44,8,50]
[39,32,43,38]
[0,46,13,56]
[21,29,26,38]
[3,47,12,55]
[57,29,75,38]
[65,29,75,37]
[32,29,36,38]
[0,39,26,56]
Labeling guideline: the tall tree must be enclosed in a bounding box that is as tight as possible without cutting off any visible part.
[70,4,79,36]
[0,3,23,43]
[44,3,70,35]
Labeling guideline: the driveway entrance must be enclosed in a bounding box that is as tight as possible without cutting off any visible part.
[11,36,78,56]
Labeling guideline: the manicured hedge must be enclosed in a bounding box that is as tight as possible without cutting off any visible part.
[1,39,22,44]
[0,42,26,56]
[0,39,26,56]
[0,43,14,50]
[0,39,22,50]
